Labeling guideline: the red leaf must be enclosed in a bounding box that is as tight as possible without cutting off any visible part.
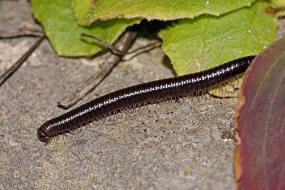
[234,37,285,190]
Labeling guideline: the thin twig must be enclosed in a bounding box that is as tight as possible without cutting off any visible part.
[0,35,45,87]
[124,40,161,61]
[0,26,43,38]
[127,41,161,54]
[58,31,137,109]
[81,33,124,56]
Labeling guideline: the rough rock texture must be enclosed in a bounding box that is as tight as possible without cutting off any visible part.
[0,1,284,190]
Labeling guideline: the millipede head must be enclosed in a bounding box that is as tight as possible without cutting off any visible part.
[37,125,51,143]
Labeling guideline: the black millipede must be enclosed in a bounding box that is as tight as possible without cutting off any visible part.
[37,56,255,143]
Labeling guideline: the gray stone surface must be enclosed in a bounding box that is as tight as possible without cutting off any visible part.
[0,1,284,190]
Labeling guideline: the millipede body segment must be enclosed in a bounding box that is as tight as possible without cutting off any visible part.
[37,56,255,143]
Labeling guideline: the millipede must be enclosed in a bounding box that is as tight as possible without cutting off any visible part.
[37,56,255,143]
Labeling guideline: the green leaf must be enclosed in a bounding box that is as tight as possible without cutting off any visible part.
[159,1,277,76]
[73,0,255,26]
[270,0,285,7]
[31,0,137,57]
